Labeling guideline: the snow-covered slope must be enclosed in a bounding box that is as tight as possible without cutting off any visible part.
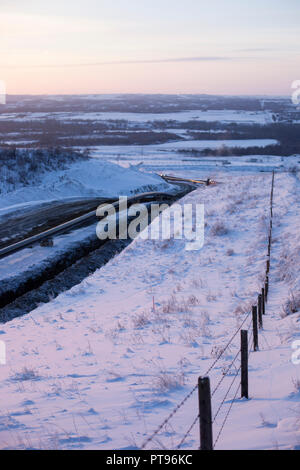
[0,170,299,449]
[0,158,170,217]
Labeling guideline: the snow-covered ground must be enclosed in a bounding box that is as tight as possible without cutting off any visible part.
[91,147,297,176]
[0,223,96,281]
[0,137,282,220]
[62,109,273,124]
[90,138,277,157]
[0,109,274,124]
[0,169,299,450]
[0,158,170,218]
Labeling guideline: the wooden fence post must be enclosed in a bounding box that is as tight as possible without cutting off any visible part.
[241,330,249,399]
[198,377,213,450]
[252,306,258,351]
[258,294,263,329]
[265,278,268,302]
[261,288,265,315]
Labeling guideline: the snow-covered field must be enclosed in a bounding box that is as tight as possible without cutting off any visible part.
[0,109,274,124]
[90,138,277,156]
[63,109,273,124]
[0,169,299,450]
[91,147,296,176]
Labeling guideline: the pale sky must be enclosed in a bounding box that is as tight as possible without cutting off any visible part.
[0,0,299,95]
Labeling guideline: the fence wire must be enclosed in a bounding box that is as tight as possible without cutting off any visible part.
[211,348,241,398]
[212,364,241,424]
[141,310,250,448]
[141,173,275,450]
[213,379,241,449]
[140,383,198,449]
[176,414,199,449]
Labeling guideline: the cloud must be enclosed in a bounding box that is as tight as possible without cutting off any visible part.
[3,56,234,69]
[235,48,274,52]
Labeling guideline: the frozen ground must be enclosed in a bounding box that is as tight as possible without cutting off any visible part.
[0,223,96,281]
[0,158,170,218]
[1,154,297,286]
[63,109,274,124]
[90,138,277,157]
[91,146,297,176]
[0,109,274,124]
[0,169,299,450]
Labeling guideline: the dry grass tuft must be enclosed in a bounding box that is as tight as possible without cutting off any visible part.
[188,294,199,305]
[153,369,185,393]
[132,311,151,329]
[226,248,235,256]
[281,291,300,318]
[179,327,203,347]
[292,377,300,394]
[11,367,41,382]
[210,220,229,236]
[161,295,190,314]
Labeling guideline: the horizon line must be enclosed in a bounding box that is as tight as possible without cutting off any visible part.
[4,92,290,98]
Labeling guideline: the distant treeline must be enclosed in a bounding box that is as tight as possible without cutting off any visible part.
[2,94,281,114]
[1,118,300,149]
[0,146,87,167]
[0,147,88,193]
[57,132,182,147]
[194,123,300,144]
[179,143,300,157]
[154,121,300,143]
[0,116,183,147]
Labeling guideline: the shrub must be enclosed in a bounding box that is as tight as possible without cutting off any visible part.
[281,291,300,317]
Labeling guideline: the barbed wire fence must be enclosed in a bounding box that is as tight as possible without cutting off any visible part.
[140,171,275,451]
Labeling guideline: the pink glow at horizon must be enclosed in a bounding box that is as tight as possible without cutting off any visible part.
[1,0,299,95]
